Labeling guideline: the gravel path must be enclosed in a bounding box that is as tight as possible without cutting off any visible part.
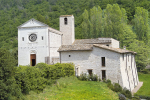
[131,82,143,95]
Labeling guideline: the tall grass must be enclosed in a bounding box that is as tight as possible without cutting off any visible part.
[135,72,150,96]
[26,76,118,100]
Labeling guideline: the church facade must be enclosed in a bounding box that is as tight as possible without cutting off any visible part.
[18,15,74,66]
[18,15,139,91]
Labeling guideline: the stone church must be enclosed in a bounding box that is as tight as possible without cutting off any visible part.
[18,15,139,91]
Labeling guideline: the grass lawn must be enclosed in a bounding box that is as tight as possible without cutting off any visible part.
[25,76,118,100]
[135,73,150,96]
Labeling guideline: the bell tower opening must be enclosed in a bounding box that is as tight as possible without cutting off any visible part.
[64,18,67,25]
[30,54,36,66]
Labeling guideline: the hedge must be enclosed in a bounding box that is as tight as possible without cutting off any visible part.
[15,63,75,94]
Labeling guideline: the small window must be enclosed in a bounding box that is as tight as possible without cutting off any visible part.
[42,36,43,40]
[102,57,105,67]
[88,69,92,76]
[22,37,24,41]
[64,18,67,25]
[106,44,109,47]
[122,54,124,61]
[69,55,71,57]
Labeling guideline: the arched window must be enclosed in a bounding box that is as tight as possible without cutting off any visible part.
[64,18,67,25]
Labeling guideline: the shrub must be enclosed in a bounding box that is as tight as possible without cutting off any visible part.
[139,95,150,99]
[106,79,111,84]
[78,73,99,81]
[78,73,87,81]
[107,83,114,90]
[15,66,47,94]
[132,96,140,100]
[55,63,63,78]
[141,69,149,74]
[118,93,126,100]
[121,88,132,99]
[15,63,75,94]
[92,74,98,81]
[113,83,122,92]
[98,77,101,82]
[87,74,98,81]
[61,63,74,77]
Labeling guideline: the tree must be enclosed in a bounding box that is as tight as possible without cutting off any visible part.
[134,7,149,44]
[103,4,128,41]
[0,49,23,100]
[128,40,150,71]
[81,9,90,39]
[89,6,103,38]
[37,14,46,24]
[121,25,137,47]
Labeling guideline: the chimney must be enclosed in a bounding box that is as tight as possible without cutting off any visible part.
[123,46,126,50]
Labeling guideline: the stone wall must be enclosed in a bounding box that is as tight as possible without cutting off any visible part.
[60,15,75,45]
[60,46,139,91]
[120,53,139,91]
[98,38,119,48]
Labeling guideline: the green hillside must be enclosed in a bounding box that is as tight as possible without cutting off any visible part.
[25,76,119,100]
[0,0,150,50]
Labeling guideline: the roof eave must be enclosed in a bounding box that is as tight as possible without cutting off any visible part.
[58,49,93,52]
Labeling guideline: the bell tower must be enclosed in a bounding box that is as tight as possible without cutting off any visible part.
[59,15,75,45]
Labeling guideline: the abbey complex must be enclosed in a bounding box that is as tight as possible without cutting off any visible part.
[18,15,139,91]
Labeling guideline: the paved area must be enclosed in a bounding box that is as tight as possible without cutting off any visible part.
[132,82,143,95]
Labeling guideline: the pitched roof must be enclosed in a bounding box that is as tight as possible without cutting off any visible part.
[73,39,111,45]
[58,44,93,52]
[93,44,136,54]
[17,18,49,28]
[58,44,136,54]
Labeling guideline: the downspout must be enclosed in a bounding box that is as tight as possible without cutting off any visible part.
[126,54,131,91]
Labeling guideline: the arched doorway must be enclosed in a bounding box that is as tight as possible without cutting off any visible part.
[30,54,36,66]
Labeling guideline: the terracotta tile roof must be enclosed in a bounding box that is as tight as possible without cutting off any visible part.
[58,44,93,52]
[73,39,111,45]
[58,44,136,54]
[93,44,136,54]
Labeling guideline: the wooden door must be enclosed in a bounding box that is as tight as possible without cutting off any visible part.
[102,70,106,80]
[30,54,36,66]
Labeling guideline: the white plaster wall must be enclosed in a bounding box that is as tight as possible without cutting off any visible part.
[111,38,120,48]
[18,27,49,65]
[49,30,62,64]
[60,15,75,45]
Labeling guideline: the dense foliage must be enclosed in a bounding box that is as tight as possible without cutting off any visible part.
[15,63,74,94]
[0,0,150,70]
[0,49,23,100]
[0,48,74,99]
